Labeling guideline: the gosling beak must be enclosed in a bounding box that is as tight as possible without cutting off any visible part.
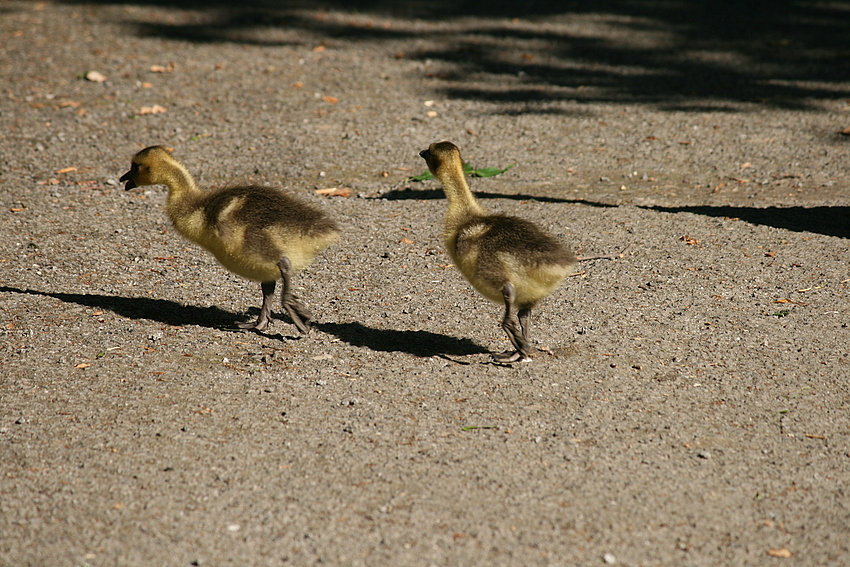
[119,170,137,191]
[419,149,430,160]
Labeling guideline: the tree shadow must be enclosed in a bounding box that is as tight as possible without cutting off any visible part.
[314,321,488,357]
[637,204,850,239]
[0,286,239,328]
[49,0,850,111]
[376,186,620,206]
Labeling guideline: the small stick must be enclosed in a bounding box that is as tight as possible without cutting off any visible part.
[577,243,634,262]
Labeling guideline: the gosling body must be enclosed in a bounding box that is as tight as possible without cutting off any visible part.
[120,145,339,333]
[420,141,575,362]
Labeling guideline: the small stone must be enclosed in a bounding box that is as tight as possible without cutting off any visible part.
[697,451,711,459]
[603,553,617,564]
[85,70,107,82]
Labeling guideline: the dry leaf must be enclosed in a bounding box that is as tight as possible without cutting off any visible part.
[141,82,153,88]
[840,126,850,136]
[138,105,167,115]
[767,548,792,558]
[681,235,701,246]
[85,70,107,82]
[292,81,304,89]
[56,167,77,174]
[59,101,81,108]
[426,110,438,117]
[74,363,90,369]
[321,95,338,104]
[400,237,413,244]
[774,299,794,304]
[150,63,175,73]
[315,187,351,197]
[313,45,326,52]
[804,433,826,439]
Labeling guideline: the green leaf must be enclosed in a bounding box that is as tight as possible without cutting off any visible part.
[408,162,515,182]
[408,170,435,182]
[470,164,514,178]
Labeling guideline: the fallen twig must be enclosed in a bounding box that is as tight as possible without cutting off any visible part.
[577,243,634,261]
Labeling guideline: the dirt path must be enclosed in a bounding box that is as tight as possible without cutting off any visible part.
[2,1,849,565]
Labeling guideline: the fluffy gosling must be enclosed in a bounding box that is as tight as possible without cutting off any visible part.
[120,145,339,334]
[420,141,576,362]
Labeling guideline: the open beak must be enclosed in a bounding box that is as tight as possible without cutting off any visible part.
[119,171,137,191]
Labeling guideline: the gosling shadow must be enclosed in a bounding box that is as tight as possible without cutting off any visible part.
[0,286,238,328]
[314,321,488,358]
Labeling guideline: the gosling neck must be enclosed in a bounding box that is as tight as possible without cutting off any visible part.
[437,162,485,226]
[159,158,203,211]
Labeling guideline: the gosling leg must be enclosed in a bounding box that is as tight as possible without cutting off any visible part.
[278,256,312,334]
[238,280,276,331]
[517,307,532,345]
[493,283,531,363]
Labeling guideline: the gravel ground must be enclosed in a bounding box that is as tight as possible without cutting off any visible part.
[2,1,849,566]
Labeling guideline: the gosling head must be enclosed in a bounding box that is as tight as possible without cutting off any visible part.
[419,141,461,177]
[119,145,175,191]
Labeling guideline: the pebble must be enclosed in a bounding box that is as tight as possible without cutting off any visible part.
[603,553,617,564]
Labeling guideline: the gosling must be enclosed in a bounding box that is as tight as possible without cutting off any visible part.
[120,145,339,334]
[419,141,576,362]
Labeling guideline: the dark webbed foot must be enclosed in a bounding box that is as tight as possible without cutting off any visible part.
[238,318,270,331]
[492,350,532,363]
[282,293,312,334]
[239,280,276,331]
[492,283,533,363]
[277,256,311,334]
